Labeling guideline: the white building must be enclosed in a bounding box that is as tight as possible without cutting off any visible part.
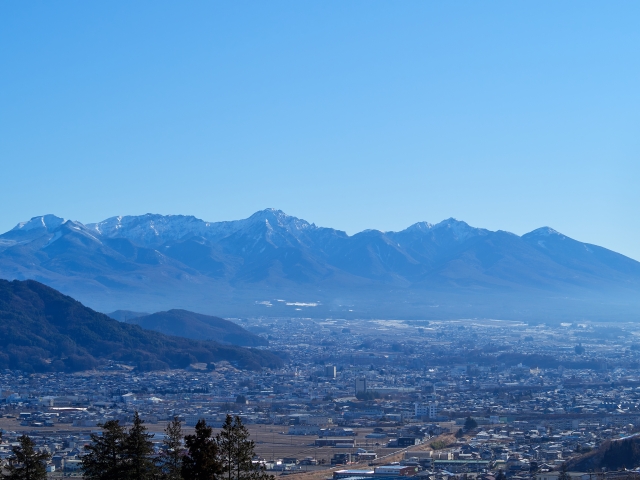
[415,402,438,419]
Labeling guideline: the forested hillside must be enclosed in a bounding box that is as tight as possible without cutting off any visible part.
[0,279,282,372]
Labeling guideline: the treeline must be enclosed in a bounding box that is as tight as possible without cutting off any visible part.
[0,413,272,480]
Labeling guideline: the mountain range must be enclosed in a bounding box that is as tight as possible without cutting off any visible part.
[1,209,639,322]
[0,279,283,372]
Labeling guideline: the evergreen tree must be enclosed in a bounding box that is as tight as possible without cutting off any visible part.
[558,463,571,480]
[217,415,271,480]
[182,419,223,480]
[123,412,157,480]
[159,417,184,480]
[4,434,50,480]
[464,417,478,431]
[82,420,127,480]
[217,415,241,480]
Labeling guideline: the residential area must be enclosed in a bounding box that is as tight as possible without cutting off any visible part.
[2,318,640,479]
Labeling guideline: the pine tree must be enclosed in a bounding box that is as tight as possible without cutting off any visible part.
[4,434,50,480]
[159,417,184,480]
[123,412,157,480]
[464,416,478,431]
[82,419,127,480]
[216,415,271,480]
[558,463,571,480]
[182,419,223,480]
[217,415,239,480]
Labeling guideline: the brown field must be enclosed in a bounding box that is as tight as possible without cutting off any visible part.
[0,417,455,479]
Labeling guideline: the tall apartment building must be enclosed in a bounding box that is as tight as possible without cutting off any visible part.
[415,402,438,419]
[355,378,367,395]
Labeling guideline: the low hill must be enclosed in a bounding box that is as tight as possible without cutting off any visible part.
[566,436,640,471]
[0,279,283,372]
[124,309,268,347]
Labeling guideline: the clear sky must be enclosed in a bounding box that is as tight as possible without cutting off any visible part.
[1,2,639,259]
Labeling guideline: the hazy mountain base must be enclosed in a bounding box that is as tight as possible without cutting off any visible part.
[108,310,149,321]
[40,277,640,324]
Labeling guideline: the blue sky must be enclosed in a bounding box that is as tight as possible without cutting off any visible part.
[1,2,639,259]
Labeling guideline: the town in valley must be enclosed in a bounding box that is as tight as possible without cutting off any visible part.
[2,317,639,479]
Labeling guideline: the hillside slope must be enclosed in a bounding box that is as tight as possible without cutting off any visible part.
[566,436,640,471]
[124,309,268,346]
[0,279,282,372]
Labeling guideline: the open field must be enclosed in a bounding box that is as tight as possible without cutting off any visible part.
[0,417,455,478]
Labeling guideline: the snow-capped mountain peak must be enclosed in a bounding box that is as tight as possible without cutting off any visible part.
[246,208,314,231]
[403,221,435,233]
[13,214,66,232]
[525,226,563,237]
[430,218,487,242]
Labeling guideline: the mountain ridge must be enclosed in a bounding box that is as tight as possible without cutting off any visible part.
[0,209,639,321]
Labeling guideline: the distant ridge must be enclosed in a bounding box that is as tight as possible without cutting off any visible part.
[0,209,639,321]
[124,309,268,347]
[0,279,282,372]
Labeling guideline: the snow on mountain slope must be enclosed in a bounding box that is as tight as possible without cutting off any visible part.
[1,209,640,321]
[87,208,318,247]
[522,227,640,279]
[14,214,66,232]
[0,215,68,252]
[87,214,216,246]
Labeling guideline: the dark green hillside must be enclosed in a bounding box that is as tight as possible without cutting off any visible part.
[0,279,282,372]
[566,436,640,471]
[125,309,268,346]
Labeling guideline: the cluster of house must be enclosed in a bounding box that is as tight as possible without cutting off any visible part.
[2,318,640,476]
